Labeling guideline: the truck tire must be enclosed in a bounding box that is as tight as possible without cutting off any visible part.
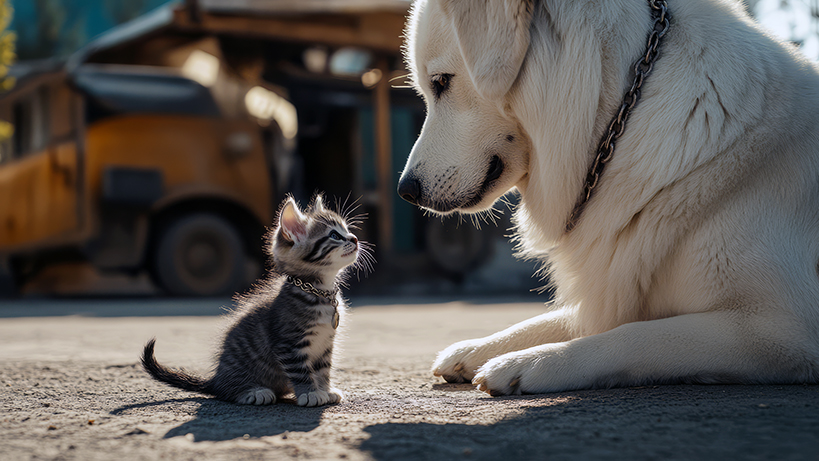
[152,213,247,297]
[0,261,17,298]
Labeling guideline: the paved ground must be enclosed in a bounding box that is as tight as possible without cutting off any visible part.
[1,297,818,460]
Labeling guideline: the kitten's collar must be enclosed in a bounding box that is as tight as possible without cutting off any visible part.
[286,276,339,307]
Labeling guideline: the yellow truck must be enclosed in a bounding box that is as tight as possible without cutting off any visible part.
[0,61,276,296]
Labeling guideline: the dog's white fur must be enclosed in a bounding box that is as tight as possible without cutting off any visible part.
[400,0,819,394]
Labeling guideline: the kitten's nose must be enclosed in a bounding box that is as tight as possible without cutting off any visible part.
[398,175,421,205]
[349,235,358,245]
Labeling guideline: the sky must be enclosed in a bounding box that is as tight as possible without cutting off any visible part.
[755,0,819,60]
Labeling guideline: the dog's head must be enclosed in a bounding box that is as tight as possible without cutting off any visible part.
[397,0,534,214]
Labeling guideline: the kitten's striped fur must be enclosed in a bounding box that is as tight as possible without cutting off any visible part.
[141,194,371,406]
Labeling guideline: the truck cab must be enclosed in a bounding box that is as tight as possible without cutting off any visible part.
[0,60,279,296]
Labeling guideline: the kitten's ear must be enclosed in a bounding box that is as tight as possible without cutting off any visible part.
[313,194,327,213]
[279,198,308,243]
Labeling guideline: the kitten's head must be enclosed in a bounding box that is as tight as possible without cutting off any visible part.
[271,194,361,281]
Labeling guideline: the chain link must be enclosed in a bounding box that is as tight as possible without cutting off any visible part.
[566,0,669,232]
[287,276,339,307]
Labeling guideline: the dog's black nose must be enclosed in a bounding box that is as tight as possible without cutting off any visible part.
[397,176,422,205]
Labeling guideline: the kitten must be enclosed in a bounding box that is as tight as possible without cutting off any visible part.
[141,194,371,406]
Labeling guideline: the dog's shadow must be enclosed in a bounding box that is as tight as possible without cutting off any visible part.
[431,382,476,392]
[111,397,324,442]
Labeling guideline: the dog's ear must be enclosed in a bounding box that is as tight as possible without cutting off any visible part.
[441,0,533,100]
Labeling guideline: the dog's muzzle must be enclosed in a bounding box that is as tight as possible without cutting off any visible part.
[398,155,505,211]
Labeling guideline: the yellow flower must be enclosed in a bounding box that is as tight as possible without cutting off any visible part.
[1,76,14,90]
[0,121,13,141]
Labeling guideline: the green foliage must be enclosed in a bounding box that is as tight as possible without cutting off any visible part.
[0,0,14,140]
[14,0,85,60]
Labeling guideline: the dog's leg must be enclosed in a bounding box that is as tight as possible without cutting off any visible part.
[472,310,810,395]
[432,307,574,383]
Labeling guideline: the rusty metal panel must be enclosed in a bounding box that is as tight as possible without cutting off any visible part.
[83,115,272,225]
[0,143,80,251]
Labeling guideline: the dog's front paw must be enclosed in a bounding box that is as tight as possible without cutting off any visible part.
[297,389,338,407]
[472,344,576,395]
[472,352,530,396]
[431,338,496,383]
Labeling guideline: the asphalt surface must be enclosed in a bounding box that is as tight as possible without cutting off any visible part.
[1,297,818,460]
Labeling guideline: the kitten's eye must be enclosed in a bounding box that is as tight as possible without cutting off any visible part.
[329,230,343,241]
[431,74,452,99]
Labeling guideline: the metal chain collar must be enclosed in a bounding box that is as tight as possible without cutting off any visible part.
[565,0,670,232]
[286,276,339,307]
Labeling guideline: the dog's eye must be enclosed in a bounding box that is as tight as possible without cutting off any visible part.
[431,74,452,99]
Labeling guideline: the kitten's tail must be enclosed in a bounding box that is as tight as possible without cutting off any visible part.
[141,338,212,395]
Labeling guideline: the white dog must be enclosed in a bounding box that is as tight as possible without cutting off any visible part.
[398,0,819,395]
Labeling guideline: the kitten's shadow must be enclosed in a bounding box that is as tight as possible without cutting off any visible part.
[112,397,324,442]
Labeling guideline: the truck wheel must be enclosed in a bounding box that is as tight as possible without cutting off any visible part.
[0,260,17,298]
[152,214,247,297]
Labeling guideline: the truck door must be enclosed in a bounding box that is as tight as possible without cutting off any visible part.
[0,78,83,253]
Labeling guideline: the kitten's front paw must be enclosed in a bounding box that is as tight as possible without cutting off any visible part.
[328,387,344,404]
[237,387,277,405]
[431,338,498,383]
[297,389,337,407]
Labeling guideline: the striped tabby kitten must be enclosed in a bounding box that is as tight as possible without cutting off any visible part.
[141,194,370,407]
